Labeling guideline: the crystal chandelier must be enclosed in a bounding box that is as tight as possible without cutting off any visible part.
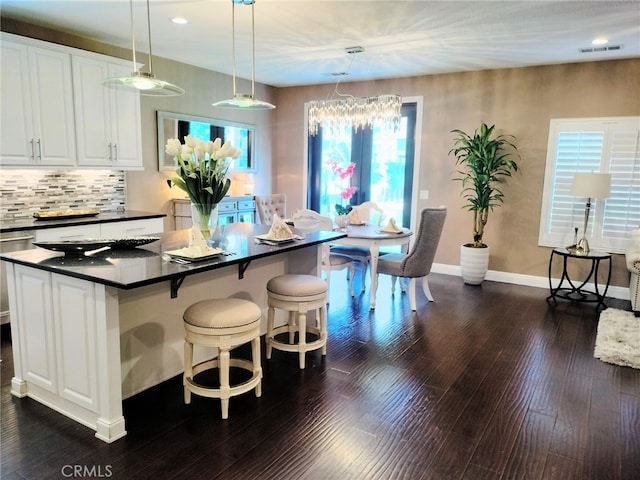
[308,94,402,136]
[308,47,401,135]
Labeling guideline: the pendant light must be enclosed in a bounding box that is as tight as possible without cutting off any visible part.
[212,0,275,109]
[102,0,184,96]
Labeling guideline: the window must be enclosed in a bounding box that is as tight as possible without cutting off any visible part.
[539,117,640,253]
[307,103,417,227]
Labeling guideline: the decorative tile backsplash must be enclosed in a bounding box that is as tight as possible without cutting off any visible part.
[0,170,125,219]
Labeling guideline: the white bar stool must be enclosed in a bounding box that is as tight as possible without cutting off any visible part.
[183,298,262,419]
[266,274,329,369]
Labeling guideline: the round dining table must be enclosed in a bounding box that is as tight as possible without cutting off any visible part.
[331,224,413,309]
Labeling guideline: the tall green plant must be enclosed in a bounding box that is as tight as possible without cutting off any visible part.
[449,122,519,248]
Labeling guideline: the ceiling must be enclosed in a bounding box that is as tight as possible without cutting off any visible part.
[1,0,639,88]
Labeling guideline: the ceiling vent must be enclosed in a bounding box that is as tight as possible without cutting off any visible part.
[580,45,622,53]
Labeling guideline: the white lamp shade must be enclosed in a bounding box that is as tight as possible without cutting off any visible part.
[570,173,611,199]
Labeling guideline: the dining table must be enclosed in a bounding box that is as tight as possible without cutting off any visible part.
[331,224,413,309]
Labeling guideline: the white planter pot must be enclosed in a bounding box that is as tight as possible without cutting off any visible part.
[460,244,490,285]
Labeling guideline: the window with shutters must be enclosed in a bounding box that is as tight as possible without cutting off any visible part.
[538,117,640,254]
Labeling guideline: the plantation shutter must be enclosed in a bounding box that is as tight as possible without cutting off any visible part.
[539,117,640,254]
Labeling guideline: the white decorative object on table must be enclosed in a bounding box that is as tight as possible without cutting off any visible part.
[348,208,362,225]
[254,214,301,244]
[380,218,402,233]
[163,225,225,261]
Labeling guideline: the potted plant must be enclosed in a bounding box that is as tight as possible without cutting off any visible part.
[449,122,520,284]
[326,159,357,228]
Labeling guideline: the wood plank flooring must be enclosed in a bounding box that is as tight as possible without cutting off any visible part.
[1,273,638,479]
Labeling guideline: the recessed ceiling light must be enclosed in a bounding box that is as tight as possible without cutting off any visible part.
[592,36,609,45]
[171,17,188,25]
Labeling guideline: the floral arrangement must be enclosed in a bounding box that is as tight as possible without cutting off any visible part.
[326,159,357,215]
[166,135,242,217]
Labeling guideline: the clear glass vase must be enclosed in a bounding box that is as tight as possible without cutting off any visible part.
[190,203,219,238]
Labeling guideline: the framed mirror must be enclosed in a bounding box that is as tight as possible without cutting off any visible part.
[157,111,255,172]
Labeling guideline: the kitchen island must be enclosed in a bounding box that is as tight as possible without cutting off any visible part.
[0,223,344,443]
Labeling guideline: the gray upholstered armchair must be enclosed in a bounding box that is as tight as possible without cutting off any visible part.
[626,229,640,313]
[376,206,447,311]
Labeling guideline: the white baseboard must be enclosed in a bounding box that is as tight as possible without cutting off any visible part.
[430,263,630,301]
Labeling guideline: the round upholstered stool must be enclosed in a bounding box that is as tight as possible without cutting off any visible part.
[266,274,329,369]
[183,298,262,419]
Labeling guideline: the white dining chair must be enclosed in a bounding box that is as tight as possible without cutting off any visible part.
[351,201,385,226]
[292,209,356,296]
[329,201,384,281]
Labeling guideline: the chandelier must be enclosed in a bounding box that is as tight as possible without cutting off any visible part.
[308,94,402,136]
[308,47,401,135]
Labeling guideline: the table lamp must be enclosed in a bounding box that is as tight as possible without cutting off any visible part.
[242,173,255,195]
[570,172,611,254]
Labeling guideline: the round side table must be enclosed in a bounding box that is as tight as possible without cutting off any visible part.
[546,247,612,311]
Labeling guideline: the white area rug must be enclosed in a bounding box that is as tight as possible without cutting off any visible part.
[594,308,640,369]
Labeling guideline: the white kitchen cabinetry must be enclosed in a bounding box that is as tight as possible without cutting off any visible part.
[1,32,142,170]
[9,264,123,442]
[33,218,163,242]
[0,39,76,167]
[73,56,142,169]
[99,218,164,237]
[34,224,101,242]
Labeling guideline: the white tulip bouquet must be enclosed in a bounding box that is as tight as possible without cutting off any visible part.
[166,135,242,219]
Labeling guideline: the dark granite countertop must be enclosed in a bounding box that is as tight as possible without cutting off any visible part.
[0,223,345,291]
[0,210,166,233]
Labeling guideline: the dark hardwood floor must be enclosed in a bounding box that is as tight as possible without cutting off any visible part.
[1,273,638,480]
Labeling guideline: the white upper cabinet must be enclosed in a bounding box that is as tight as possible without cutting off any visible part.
[1,33,143,170]
[1,40,76,167]
[73,57,142,169]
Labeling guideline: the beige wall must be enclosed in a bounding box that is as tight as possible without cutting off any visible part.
[3,18,638,288]
[274,59,640,287]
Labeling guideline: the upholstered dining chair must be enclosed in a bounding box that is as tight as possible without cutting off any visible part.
[329,201,384,282]
[375,206,447,311]
[293,209,356,296]
[255,194,287,225]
